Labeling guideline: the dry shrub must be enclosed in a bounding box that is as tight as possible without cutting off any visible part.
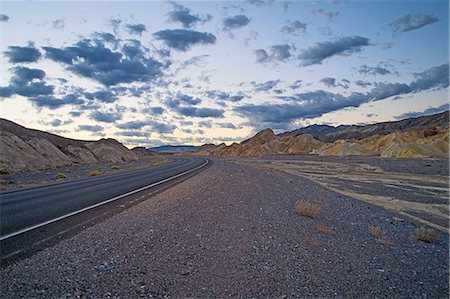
[306,237,319,246]
[377,238,394,246]
[413,227,438,243]
[0,168,11,175]
[316,224,330,234]
[111,165,119,170]
[55,172,67,179]
[89,170,101,177]
[294,201,321,218]
[369,226,382,238]
[0,179,8,185]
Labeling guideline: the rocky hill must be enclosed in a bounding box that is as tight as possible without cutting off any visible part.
[281,111,449,142]
[0,118,138,172]
[196,111,449,158]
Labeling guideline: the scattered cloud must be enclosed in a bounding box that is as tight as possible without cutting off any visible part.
[0,14,9,22]
[395,103,449,119]
[4,44,42,63]
[43,37,166,86]
[236,64,449,129]
[252,79,280,92]
[254,49,269,63]
[90,111,123,123]
[109,18,122,35]
[289,80,302,90]
[52,19,65,30]
[313,9,340,20]
[78,124,104,132]
[176,107,224,118]
[389,14,438,34]
[281,20,307,35]
[125,23,147,36]
[116,120,148,130]
[255,44,292,64]
[246,0,274,6]
[358,64,392,76]
[153,29,216,51]
[167,2,211,28]
[223,15,251,31]
[299,36,370,66]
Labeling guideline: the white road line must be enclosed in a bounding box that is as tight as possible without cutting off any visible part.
[0,160,208,241]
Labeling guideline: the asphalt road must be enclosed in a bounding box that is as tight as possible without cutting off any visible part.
[0,157,208,241]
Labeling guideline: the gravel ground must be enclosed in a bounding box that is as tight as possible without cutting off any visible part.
[0,156,170,192]
[1,158,448,298]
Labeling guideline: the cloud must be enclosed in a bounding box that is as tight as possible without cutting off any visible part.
[246,0,274,6]
[319,77,349,89]
[109,18,122,34]
[43,38,166,86]
[205,90,246,102]
[358,64,392,76]
[281,20,307,35]
[216,122,238,129]
[319,77,337,87]
[176,107,224,118]
[269,44,292,61]
[0,67,55,98]
[151,122,176,133]
[254,49,269,63]
[29,94,84,109]
[78,125,104,132]
[4,44,42,63]
[167,2,211,28]
[313,9,340,20]
[0,14,9,22]
[125,23,147,36]
[198,120,212,128]
[355,80,372,88]
[116,120,148,130]
[69,111,82,117]
[153,29,216,51]
[116,131,149,137]
[235,64,449,129]
[144,107,165,115]
[289,80,302,90]
[252,79,280,92]
[50,119,62,127]
[52,19,65,30]
[395,103,449,120]
[409,63,449,92]
[299,36,370,66]
[86,90,118,103]
[223,15,251,30]
[166,93,201,108]
[90,111,123,123]
[389,14,438,34]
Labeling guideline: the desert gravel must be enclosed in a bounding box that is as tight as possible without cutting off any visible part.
[1,158,448,298]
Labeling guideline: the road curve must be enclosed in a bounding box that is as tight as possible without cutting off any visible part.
[0,157,208,240]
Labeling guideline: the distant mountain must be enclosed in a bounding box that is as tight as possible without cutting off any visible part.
[281,111,449,142]
[131,146,156,157]
[0,118,138,172]
[148,145,198,153]
[196,111,449,158]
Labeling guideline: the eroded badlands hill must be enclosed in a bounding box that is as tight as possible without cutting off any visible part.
[0,118,138,172]
[197,111,449,158]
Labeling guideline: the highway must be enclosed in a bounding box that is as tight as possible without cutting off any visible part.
[0,157,208,261]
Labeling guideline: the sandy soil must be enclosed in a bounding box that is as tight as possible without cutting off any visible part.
[1,157,448,298]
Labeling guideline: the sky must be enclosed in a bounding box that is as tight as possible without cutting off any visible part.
[0,0,449,147]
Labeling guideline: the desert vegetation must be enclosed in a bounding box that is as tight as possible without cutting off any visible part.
[55,173,68,180]
[89,170,101,177]
[294,201,321,218]
[413,227,438,243]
